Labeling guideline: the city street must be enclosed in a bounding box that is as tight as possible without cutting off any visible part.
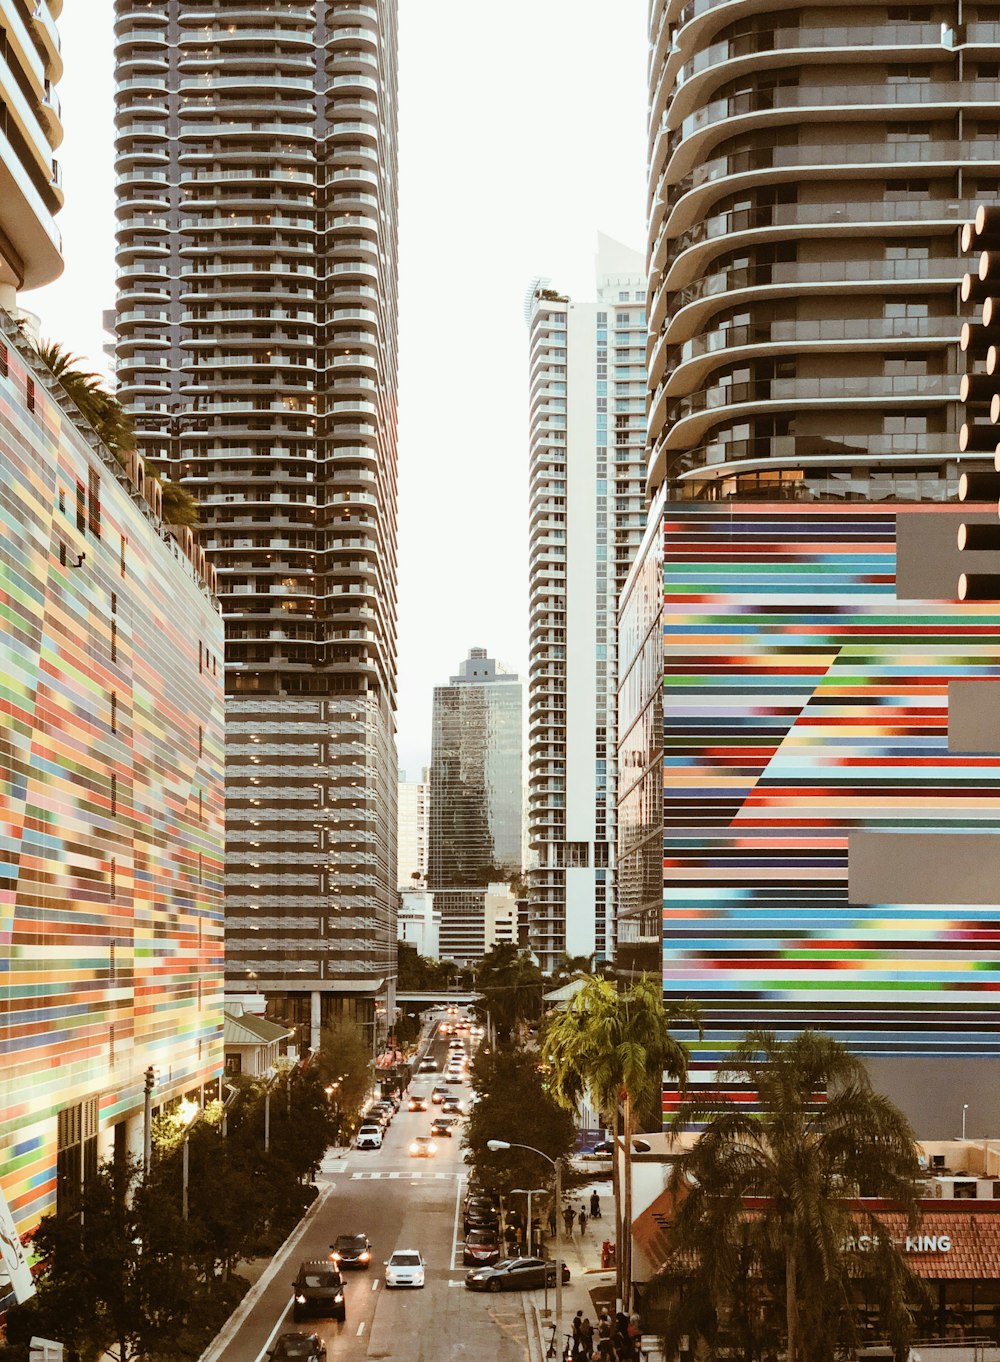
[215,1021,533,1362]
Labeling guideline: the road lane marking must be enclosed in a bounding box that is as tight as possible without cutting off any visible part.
[371,1278,379,1291]
[251,1299,292,1362]
[389,1171,400,1179]
[357,1322,366,1337]
[450,1167,466,1270]
[448,1280,463,1288]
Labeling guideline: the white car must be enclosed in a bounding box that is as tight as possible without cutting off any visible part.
[384,1249,425,1288]
[356,1124,382,1150]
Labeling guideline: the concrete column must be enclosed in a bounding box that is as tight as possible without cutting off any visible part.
[310,989,322,1053]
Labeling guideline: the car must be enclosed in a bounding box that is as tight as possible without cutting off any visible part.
[407,1093,428,1112]
[384,1249,425,1288]
[330,1233,372,1270]
[464,1256,571,1293]
[441,1073,463,1085]
[430,1115,458,1137]
[441,1097,464,1115]
[431,1085,448,1104]
[355,1124,382,1150]
[269,1332,329,1362]
[463,1196,500,1234]
[590,1139,614,1156]
[463,1228,501,1266]
[448,1039,464,1050]
[418,1058,437,1073]
[290,1261,345,1322]
[409,1135,437,1157]
[368,1102,394,1125]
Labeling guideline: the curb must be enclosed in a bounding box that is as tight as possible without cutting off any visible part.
[197,1179,336,1362]
[524,1298,548,1362]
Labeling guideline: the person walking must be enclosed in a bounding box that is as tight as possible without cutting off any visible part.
[564,1204,576,1238]
[590,1190,601,1219]
[578,1206,588,1237]
[548,1203,557,1238]
[571,1310,584,1360]
[580,1317,594,1360]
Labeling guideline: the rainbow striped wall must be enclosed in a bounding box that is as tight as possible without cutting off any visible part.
[0,324,225,1239]
[661,503,1000,1103]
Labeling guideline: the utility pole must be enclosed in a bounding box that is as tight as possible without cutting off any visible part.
[142,1066,155,1176]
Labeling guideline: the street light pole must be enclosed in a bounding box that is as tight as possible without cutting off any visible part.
[142,1066,156,1177]
[178,1099,203,1222]
[963,1103,969,1140]
[488,1140,563,1339]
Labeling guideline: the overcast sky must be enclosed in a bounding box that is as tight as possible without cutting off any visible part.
[32,0,648,779]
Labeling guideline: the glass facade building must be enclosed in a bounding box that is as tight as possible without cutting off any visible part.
[0,311,225,1257]
[112,1,400,1047]
[428,649,523,893]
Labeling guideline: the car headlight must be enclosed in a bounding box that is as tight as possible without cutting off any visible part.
[359,1251,370,1261]
[295,1293,307,1303]
[335,1293,344,1303]
[409,1142,418,1153]
[428,1142,437,1152]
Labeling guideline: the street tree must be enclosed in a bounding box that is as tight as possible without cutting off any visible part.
[542,974,698,1309]
[464,1047,576,1204]
[660,1030,924,1362]
[474,943,544,1042]
[315,1018,374,1136]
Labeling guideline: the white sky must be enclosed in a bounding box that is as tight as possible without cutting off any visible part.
[32,0,648,779]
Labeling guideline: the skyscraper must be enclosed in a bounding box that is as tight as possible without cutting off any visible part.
[0,0,64,307]
[622,0,1000,1132]
[397,766,429,888]
[429,649,522,962]
[526,237,646,973]
[112,1,400,1050]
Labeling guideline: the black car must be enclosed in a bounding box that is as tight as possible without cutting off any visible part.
[330,1233,372,1269]
[429,1116,457,1137]
[291,1262,345,1322]
[465,1256,571,1293]
[270,1332,329,1361]
[463,1196,500,1234]
[591,1139,614,1156]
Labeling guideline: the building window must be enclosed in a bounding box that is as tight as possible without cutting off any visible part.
[26,377,35,412]
[88,467,101,539]
[120,534,127,578]
[111,620,117,663]
[0,343,7,378]
[111,773,117,815]
[57,1099,99,1215]
[110,691,117,733]
[76,481,87,533]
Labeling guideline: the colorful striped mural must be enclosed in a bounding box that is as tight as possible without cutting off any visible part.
[658,503,1000,1109]
[0,326,226,1240]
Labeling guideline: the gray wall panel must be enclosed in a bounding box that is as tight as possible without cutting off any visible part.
[895,510,998,600]
[948,679,1000,754]
[849,830,1000,905]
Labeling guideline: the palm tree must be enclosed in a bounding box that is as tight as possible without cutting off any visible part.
[158,478,200,527]
[665,1030,923,1362]
[548,951,595,987]
[37,340,136,464]
[542,974,698,1310]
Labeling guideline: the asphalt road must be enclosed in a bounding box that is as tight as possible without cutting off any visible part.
[217,1018,532,1362]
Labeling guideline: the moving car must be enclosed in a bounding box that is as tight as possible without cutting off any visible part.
[418,1058,437,1073]
[270,1333,328,1362]
[330,1233,372,1269]
[384,1249,425,1288]
[429,1115,458,1137]
[441,1096,464,1115]
[407,1092,428,1112]
[291,1262,345,1322]
[463,1228,501,1266]
[431,1085,448,1104]
[355,1123,382,1150]
[464,1257,571,1293]
[409,1135,437,1157]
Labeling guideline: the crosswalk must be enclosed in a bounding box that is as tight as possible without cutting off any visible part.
[350,1169,459,1180]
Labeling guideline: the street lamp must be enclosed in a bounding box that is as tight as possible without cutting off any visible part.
[488,1140,564,1336]
[263,1071,281,1154]
[142,1065,157,1178]
[178,1099,203,1222]
[963,1103,970,1140]
[511,1186,546,1256]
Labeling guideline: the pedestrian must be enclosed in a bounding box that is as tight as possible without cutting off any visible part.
[580,1318,594,1361]
[564,1204,575,1237]
[548,1204,557,1238]
[590,1190,601,1219]
[578,1206,588,1236]
[597,1313,614,1362]
[571,1310,584,1360]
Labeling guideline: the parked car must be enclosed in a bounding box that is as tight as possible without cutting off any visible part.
[291,1262,345,1322]
[330,1233,372,1269]
[409,1135,437,1157]
[590,1140,614,1156]
[270,1333,328,1362]
[463,1229,501,1266]
[355,1124,382,1150]
[464,1257,571,1293]
[368,1102,394,1126]
[384,1249,425,1288]
[463,1196,500,1234]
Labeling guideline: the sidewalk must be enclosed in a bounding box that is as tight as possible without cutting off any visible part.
[525,1172,618,1362]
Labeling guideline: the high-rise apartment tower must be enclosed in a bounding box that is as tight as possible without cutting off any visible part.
[0,0,64,306]
[112,2,400,1049]
[620,0,1000,1135]
[526,237,646,972]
